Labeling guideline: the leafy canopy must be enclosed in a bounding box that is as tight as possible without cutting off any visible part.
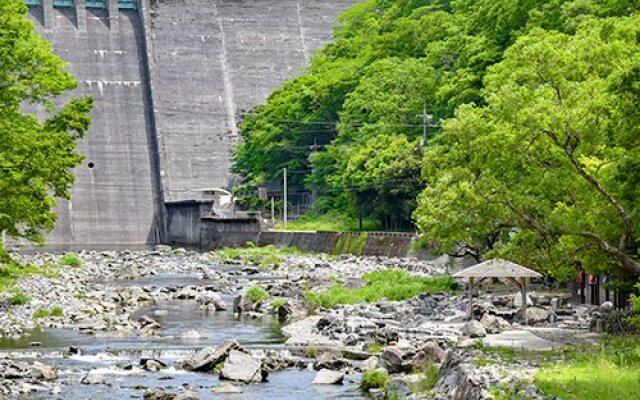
[0,0,93,243]
[414,14,640,278]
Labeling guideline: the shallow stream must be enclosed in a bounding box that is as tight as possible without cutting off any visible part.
[0,273,361,399]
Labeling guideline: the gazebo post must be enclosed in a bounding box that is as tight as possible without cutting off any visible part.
[467,277,475,320]
[520,277,527,325]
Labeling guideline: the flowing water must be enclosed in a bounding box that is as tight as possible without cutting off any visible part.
[0,274,362,399]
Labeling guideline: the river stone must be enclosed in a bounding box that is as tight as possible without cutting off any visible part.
[174,391,201,400]
[213,299,228,311]
[143,388,175,400]
[524,307,551,324]
[212,384,243,394]
[480,314,500,334]
[81,370,106,385]
[360,356,379,372]
[461,320,486,338]
[315,352,348,371]
[183,341,239,372]
[141,358,167,371]
[181,330,206,340]
[32,364,57,381]
[312,369,344,385]
[380,346,411,373]
[413,341,446,367]
[220,350,267,383]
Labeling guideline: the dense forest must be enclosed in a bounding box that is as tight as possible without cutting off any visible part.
[233,0,639,279]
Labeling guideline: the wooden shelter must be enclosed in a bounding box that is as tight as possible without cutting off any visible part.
[453,259,543,324]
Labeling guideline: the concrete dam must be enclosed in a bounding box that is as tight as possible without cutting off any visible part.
[25,0,357,250]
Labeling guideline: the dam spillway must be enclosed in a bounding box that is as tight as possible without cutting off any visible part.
[25,0,358,250]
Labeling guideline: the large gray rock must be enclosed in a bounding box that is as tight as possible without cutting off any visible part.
[525,307,551,324]
[183,341,239,372]
[480,314,500,334]
[220,350,268,383]
[312,369,344,385]
[433,353,482,400]
[360,356,379,372]
[315,352,348,371]
[143,389,175,400]
[411,341,446,370]
[461,320,486,338]
[380,346,411,373]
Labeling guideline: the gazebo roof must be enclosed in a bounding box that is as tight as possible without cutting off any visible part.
[452,258,543,279]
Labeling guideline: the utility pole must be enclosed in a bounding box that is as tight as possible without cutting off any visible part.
[283,167,288,226]
[416,102,433,148]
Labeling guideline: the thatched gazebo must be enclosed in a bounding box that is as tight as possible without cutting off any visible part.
[453,259,543,324]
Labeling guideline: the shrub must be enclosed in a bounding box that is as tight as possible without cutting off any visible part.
[410,363,440,393]
[8,292,30,305]
[50,306,64,317]
[246,286,269,302]
[33,308,50,319]
[367,342,383,353]
[271,298,286,309]
[360,369,390,392]
[60,252,82,267]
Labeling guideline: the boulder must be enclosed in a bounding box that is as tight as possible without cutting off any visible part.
[480,314,500,334]
[183,341,239,372]
[213,299,227,311]
[141,358,167,371]
[219,350,268,383]
[410,341,446,370]
[315,352,348,371]
[174,392,201,400]
[524,307,551,324]
[360,356,379,372]
[212,384,243,394]
[143,389,175,400]
[32,364,57,381]
[380,346,411,373]
[461,320,486,338]
[312,369,344,385]
[81,370,106,385]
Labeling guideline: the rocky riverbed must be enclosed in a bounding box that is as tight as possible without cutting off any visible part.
[0,248,597,399]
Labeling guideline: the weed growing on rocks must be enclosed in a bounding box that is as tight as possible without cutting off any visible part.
[60,252,82,267]
[246,286,270,302]
[360,369,390,392]
[7,291,30,305]
[305,269,458,308]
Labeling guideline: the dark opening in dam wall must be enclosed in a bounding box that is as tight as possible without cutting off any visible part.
[24,0,358,249]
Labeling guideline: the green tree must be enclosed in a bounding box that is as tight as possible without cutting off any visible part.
[0,0,93,244]
[414,15,640,278]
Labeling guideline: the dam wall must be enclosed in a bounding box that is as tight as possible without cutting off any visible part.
[23,0,357,249]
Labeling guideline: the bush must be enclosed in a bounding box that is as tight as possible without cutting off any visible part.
[33,308,50,319]
[305,269,458,308]
[8,292,30,305]
[410,363,440,393]
[60,252,82,267]
[246,286,269,302]
[50,306,64,317]
[271,298,286,309]
[360,369,390,392]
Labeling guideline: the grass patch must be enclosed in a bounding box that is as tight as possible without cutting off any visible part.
[60,252,82,267]
[214,244,309,267]
[271,298,286,309]
[360,369,390,392]
[535,336,640,400]
[50,306,64,317]
[7,291,30,305]
[409,363,440,394]
[304,269,458,308]
[33,308,50,320]
[276,211,382,232]
[332,232,368,255]
[367,342,384,354]
[245,286,270,302]
[0,259,59,292]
